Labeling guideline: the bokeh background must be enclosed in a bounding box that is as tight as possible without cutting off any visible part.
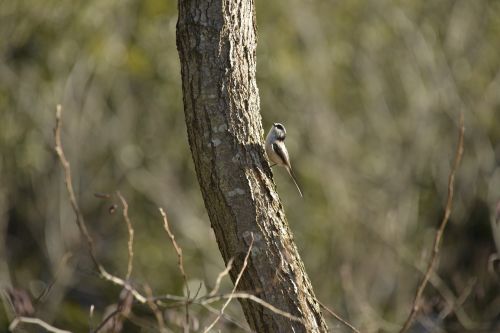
[1,0,499,332]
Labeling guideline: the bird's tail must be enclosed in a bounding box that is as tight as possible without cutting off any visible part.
[287,167,303,198]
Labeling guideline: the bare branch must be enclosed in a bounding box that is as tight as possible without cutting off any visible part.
[145,284,167,333]
[9,316,72,333]
[340,266,401,332]
[208,257,234,297]
[440,278,476,320]
[153,290,304,324]
[203,235,253,332]
[149,245,304,326]
[93,289,133,333]
[362,220,482,330]
[159,207,190,332]
[399,112,465,333]
[54,105,313,331]
[200,303,253,332]
[318,301,361,333]
[54,105,147,305]
[35,252,73,304]
[201,292,303,324]
[117,191,134,280]
[54,105,99,269]
[92,308,120,333]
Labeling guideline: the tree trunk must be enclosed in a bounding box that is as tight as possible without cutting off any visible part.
[176,1,329,332]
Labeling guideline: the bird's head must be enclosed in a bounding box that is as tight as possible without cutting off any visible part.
[272,123,287,140]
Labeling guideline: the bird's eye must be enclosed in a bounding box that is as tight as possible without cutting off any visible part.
[275,124,284,131]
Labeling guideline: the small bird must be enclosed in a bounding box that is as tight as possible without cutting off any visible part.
[265,123,303,197]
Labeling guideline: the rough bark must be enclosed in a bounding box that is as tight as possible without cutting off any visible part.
[176,1,329,332]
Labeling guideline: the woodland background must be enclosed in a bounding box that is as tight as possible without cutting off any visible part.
[1,0,499,332]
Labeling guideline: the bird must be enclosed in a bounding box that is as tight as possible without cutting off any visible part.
[265,123,303,197]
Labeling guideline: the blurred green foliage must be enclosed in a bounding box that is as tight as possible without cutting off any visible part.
[1,0,499,332]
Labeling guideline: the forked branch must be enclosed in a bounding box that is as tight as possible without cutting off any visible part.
[54,105,147,304]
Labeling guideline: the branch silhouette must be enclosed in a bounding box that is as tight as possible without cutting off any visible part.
[399,113,465,333]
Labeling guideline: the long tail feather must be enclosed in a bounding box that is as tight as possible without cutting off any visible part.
[287,167,303,198]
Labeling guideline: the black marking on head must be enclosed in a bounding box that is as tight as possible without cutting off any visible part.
[273,123,285,132]
[273,123,286,140]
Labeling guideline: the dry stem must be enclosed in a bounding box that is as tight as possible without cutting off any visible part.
[203,234,254,332]
[34,252,73,303]
[208,257,234,297]
[318,301,361,333]
[53,104,313,332]
[117,191,134,280]
[201,292,303,324]
[399,112,465,332]
[159,207,190,332]
[200,303,253,332]
[54,105,147,304]
[9,316,72,333]
[145,284,167,332]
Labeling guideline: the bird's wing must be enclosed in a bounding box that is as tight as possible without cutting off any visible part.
[273,142,302,197]
[272,142,291,167]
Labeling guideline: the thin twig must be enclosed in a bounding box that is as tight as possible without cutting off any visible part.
[159,207,190,332]
[340,265,401,332]
[54,105,99,270]
[192,282,203,300]
[54,105,308,331]
[203,235,254,332]
[9,316,72,333]
[201,292,303,324]
[208,257,234,297]
[92,308,120,333]
[35,252,73,303]
[154,294,188,303]
[153,290,304,324]
[117,191,134,280]
[54,105,147,304]
[145,284,167,333]
[318,301,361,333]
[200,303,253,333]
[399,112,465,333]
[150,249,304,326]
[440,278,476,319]
[93,290,133,333]
[362,219,481,330]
